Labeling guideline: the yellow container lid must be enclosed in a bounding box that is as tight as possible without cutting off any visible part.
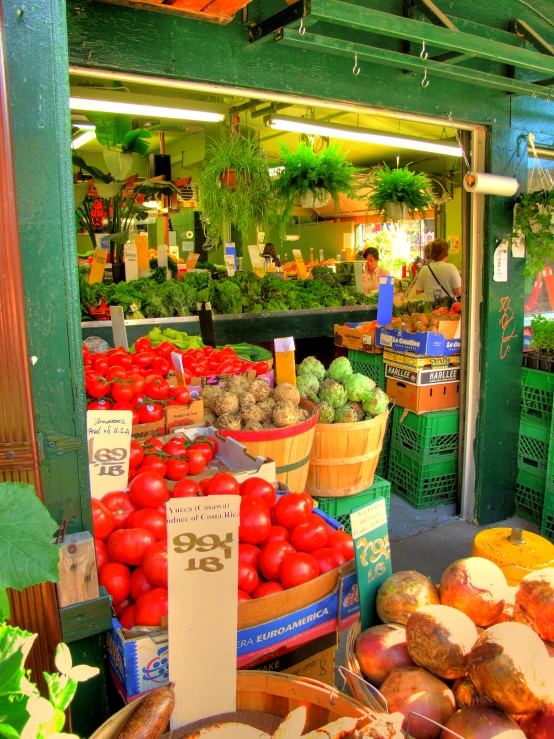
[472,527,554,585]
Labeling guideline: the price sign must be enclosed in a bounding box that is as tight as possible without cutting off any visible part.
[167,497,240,729]
[158,244,169,270]
[292,250,307,279]
[185,253,200,270]
[169,245,180,261]
[319,249,324,262]
[123,243,138,281]
[224,254,236,276]
[350,498,392,631]
[88,249,107,284]
[86,411,132,499]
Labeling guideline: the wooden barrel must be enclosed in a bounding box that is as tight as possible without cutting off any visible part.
[220,400,318,492]
[306,410,389,497]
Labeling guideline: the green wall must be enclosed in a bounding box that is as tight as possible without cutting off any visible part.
[445,188,463,272]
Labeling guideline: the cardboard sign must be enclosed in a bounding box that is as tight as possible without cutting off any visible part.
[135,234,150,270]
[123,243,138,281]
[88,249,107,284]
[169,245,180,261]
[319,249,324,262]
[292,250,307,279]
[385,363,460,386]
[158,244,169,270]
[493,241,508,282]
[253,265,265,279]
[350,498,391,631]
[376,275,394,327]
[87,411,132,499]
[224,254,236,276]
[167,496,240,728]
[185,253,200,271]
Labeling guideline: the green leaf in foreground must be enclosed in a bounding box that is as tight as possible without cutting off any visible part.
[0,482,60,591]
[0,624,37,734]
[0,588,9,621]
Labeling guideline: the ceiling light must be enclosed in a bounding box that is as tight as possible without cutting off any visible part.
[73,122,96,131]
[70,96,225,123]
[266,115,462,157]
[71,130,97,149]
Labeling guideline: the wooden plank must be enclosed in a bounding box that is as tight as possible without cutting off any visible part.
[59,586,113,643]
[56,531,100,608]
[97,0,234,24]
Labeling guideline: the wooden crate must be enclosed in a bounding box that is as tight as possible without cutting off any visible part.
[97,0,252,24]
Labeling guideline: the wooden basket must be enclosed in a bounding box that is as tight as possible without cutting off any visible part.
[306,410,389,497]
[344,619,389,711]
[221,400,318,493]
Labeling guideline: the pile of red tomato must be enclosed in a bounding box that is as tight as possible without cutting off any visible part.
[128,434,215,486]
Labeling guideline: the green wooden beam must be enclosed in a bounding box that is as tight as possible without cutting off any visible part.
[408,0,457,31]
[59,587,113,643]
[276,29,554,99]
[512,19,554,58]
[307,0,554,76]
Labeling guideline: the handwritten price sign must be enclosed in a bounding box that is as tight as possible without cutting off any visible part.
[86,411,132,499]
[167,497,240,729]
[350,498,392,630]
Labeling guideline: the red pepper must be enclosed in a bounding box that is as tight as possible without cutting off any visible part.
[203,346,215,357]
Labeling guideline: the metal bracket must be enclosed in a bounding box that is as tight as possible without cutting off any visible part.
[248,0,311,44]
[40,432,83,458]
[0,440,39,472]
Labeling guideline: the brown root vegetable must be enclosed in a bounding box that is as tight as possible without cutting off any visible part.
[241,403,265,424]
[357,712,404,738]
[238,391,257,408]
[257,397,277,421]
[440,705,525,739]
[376,571,440,626]
[216,412,242,430]
[243,420,264,431]
[273,401,299,428]
[200,386,223,410]
[406,604,478,679]
[440,557,507,627]
[514,568,554,643]
[355,624,414,685]
[213,392,240,417]
[452,676,488,709]
[274,382,300,406]
[468,622,554,715]
[249,378,271,401]
[225,375,250,395]
[116,684,175,739]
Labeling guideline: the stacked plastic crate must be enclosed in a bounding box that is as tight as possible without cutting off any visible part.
[518,368,554,539]
[387,405,460,509]
[313,475,391,535]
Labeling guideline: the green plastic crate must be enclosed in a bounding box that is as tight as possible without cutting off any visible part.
[388,447,457,509]
[348,350,386,391]
[515,469,545,525]
[518,420,549,478]
[391,406,459,464]
[521,368,554,428]
[313,475,391,534]
[541,494,554,542]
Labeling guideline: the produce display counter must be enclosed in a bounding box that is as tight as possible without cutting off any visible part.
[80,305,377,345]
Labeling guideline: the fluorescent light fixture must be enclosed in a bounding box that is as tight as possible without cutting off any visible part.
[266,115,462,157]
[71,130,97,149]
[73,122,96,131]
[143,200,160,209]
[70,96,225,122]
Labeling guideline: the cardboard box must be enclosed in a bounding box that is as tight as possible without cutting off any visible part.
[252,631,337,686]
[383,350,460,369]
[385,363,460,386]
[377,327,461,356]
[334,323,382,354]
[131,418,166,441]
[164,399,204,431]
[386,378,460,413]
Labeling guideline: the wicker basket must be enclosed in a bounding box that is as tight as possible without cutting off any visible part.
[344,619,389,711]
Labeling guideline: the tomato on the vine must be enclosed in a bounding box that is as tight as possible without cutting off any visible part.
[137,403,164,424]
[107,352,130,367]
[95,539,110,570]
[144,437,163,451]
[207,473,239,496]
[146,377,170,400]
[129,440,144,469]
[92,498,114,540]
[101,492,138,530]
[127,508,167,541]
[239,477,276,507]
[86,377,110,399]
[165,458,189,481]
[87,399,112,411]
[108,528,156,566]
[279,552,320,589]
[134,587,168,627]
[135,337,153,353]
[129,373,146,396]
[169,386,191,406]
[130,566,154,601]
[259,541,295,581]
[172,478,203,498]
[92,356,109,374]
[134,352,155,369]
[128,471,169,508]
[142,541,168,587]
[185,449,206,476]
[99,562,130,605]
[163,440,187,458]
[111,402,139,424]
[106,367,128,383]
[188,442,213,464]
[111,380,134,403]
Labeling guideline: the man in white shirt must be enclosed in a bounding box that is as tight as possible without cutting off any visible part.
[412,239,462,301]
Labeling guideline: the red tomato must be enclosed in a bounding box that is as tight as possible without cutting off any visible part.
[172,478,203,498]
[87,399,112,411]
[120,604,135,629]
[274,494,311,530]
[188,442,213,464]
[142,541,168,587]
[134,351,155,369]
[131,393,147,409]
[239,477,276,507]
[129,373,146,396]
[290,519,328,553]
[297,492,315,512]
[134,588,168,627]
[327,531,354,561]
[238,590,252,603]
[129,440,144,469]
[92,498,114,540]
[113,597,132,619]
[311,547,346,574]
[144,437,164,451]
[152,357,170,376]
[203,346,215,357]
[163,440,188,457]
[252,581,285,598]
[99,561,131,605]
[135,337,153,353]
[239,543,261,571]
[260,525,290,548]
[165,457,189,481]
[86,377,110,399]
[92,357,109,375]
[199,478,211,497]
[127,508,167,541]
[279,553,320,589]
[101,492,138,530]
[106,366,128,382]
[451,301,462,314]
[258,541,295,581]
[207,473,240,496]
[138,403,164,424]
[130,566,154,601]
[194,435,218,455]
[128,471,169,508]
[169,386,191,406]
[146,377,170,400]
[238,562,259,594]
[186,449,206,476]
[108,353,132,370]
[111,380,134,402]
[128,468,137,484]
[141,455,167,478]
[95,539,110,570]
[156,341,175,358]
[108,528,156,566]
[253,361,269,376]
[239,497,272,545]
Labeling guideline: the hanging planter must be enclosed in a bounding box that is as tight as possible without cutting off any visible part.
[300,189,332,209]
[367,163,434,222]
[219,168,236,188]
[511,189,554,278]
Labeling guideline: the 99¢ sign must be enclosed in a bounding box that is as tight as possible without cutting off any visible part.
[86,411,132,499]
[173,532,234,573]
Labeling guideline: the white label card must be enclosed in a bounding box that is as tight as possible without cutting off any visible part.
[158,244,169,269]
[87,411,132,499]
[224,255,236,276]
[167,496,240,729]
[319,249,324,262]
[350,497,387,540]
[123,244,138,281]
[493,241,508,282]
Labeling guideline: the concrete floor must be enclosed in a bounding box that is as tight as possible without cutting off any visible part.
[335,493,540,683]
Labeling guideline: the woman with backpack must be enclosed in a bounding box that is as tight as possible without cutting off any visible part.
[410,238,461,301]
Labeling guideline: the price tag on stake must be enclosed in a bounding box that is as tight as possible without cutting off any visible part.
[86,411,132,499]
[185,253,200,270]
[167,496,240,728]
[88,249,107,284]
[123,243,138,281]
[292,249,307,279]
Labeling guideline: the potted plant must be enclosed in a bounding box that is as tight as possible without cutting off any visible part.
[272,142,360,237]
[200,132,275,249]
[511,188,554,278]
[367,163,434,221]
[526,314,554,371]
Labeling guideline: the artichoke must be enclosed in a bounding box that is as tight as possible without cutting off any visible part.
[343,373,376,402]
[346,401,365,421]
[319,380,348,409]
[334,404,361,424]
[296,373,320,403]
[326,357,353,383]
[316,401,335,424]
[361,387,390,416]
[298,356,325,381]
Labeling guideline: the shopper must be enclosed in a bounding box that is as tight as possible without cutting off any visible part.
[363,247,390,294]
[411,238,461,300]
[263,243,281,268]
[404,243,432,299]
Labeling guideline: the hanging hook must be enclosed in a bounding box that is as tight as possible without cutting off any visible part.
[353,53,360,76]
[299,18,306,35]
[532,92,537,98]
[422,69,430,88]
[420,41,428,60]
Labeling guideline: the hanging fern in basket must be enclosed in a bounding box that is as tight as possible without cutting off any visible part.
[511,189,554,277]
[367,163,434,221]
